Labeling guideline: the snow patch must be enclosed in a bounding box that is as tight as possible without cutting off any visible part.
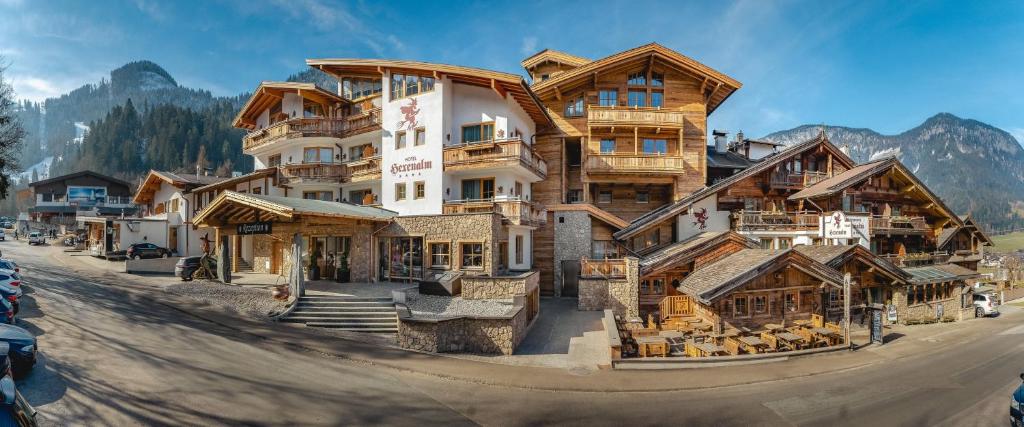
[869,147,901,161]
[16,156,53,183]
[73,122,89,144]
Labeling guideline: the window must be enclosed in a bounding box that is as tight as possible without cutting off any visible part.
[498,241,508,271]
[598,89,617,107]
[461,178,495,200]
[564,96,584,117]
[414,128,426,146]
[592,241,622,259]
[302,101,324,118]
[627,71,646,85]
[390,73,403,100]
[753,295,767,313]
[414,181,425,199]
[267,154,281,167]
[540,74,549,81]
[169,198,180,213]
[734,296,749,316]
[302,191,332,201]
[514,181,523,198]
[461,243,484,269]
[395,183,407,201]
[567,190,582,203]
[600,139,616,154]
[303,147,333,163]
[650,91,664,108]
[760,238,773,249]
[396,131,407,149]
[342,77,382,100]
[642,139,667,154]
[430,243,450,268]
[640,279,665,295]
[515,235,524,265]
[461,122,495,143]
[405,74,420,97]
[784,292,798,312]
[598,190,612,204]
[744,197,762,211]
[390,73,435,100]
[778,238,792,250]
[651,71,664,87]
[628,90,646,107]
[252,187,261,195]
[636,191,649,203]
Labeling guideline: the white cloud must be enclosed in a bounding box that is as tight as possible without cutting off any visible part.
[9,75,79,102]
[520,36,538,56]
[1009,128,1024,146]
[131,0,168,21]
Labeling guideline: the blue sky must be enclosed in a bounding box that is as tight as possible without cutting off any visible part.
[2,0,1023,141]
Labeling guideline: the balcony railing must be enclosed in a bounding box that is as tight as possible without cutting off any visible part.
[443,138,547,179]
[587,105,687,128]
[881,251,950,267]
[442,199,546,226]
[580,258,628,278]
[346,155,382,183]
[243,109,382,152]
[279,163,346,185]
[35,195,135,208]
[870,215,929,235]
[585,153,687,174]
[733,210,820,231]
[769,171,829,189]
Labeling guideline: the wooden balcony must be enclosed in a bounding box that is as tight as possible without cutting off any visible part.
[734,210,820,232]
[442,199,546,226]
[345,155,382,183]
[881,251,950,267]
[580,258,628,278]
[279,163,346,185]
[870,216,929,235]
[769,171,829,189]
[442,138,547,180]
[587,105,687,128]
[242,109,382,152]
[658,295,694,319]
[584,153,687,175]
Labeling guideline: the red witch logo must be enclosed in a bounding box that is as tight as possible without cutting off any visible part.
[396,98,420,131]
[692,207,709,230]
[832,212,843,227]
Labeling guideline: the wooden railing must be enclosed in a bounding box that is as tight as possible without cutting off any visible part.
[870,215,929,234]
[585,153,687,174]
[346,155,382,182]
[587,105,687,128]
[279,163,346,185]
[442,138,547,179]
[734,210,820,231]
[658,295,693,320]
[442,199,546,226]
[769,171,829,189]
[580,258,627,278]
[881,251,950,267]
[242,109,382,151]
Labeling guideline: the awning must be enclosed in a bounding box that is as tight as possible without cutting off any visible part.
[193,191,396,228]
[903,264,980,285]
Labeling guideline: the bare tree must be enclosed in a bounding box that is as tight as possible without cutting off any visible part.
[0,58,25,198]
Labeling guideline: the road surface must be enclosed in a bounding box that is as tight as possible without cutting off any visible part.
[3,239,1018,426]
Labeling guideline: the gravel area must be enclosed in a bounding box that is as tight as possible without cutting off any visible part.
[165,280,288,320]
[405,292,518,319]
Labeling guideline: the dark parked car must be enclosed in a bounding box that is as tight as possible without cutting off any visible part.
[126,243,171,260]
[0,325,35,378]
[0,261,19,274]
[175,256,201,281]
[1014,373,1024,426]
[0,345,36,426]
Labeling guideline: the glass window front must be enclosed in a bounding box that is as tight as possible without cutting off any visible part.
[642,139,667,154]
[651,91,664,108]
[461,178,495,200]
[430,242,450,268]
[627,71,646,85]
[600,139,616,154]
[461,243,484,268]
[598,90,617,107]
[628,90,646,107]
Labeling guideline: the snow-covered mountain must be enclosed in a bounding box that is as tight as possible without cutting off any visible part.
[15,156,53,183]
[764,113,1024,230]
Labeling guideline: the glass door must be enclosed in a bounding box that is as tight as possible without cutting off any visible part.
[383,237,423,281]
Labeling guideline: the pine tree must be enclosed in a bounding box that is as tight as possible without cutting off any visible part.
[0,58,25,198]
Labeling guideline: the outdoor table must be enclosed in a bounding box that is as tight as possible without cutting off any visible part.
[694,342,726,357]
[737,336,768,354]
[659,331,686,339]
[775,332,805,350]
[764,323,786,332]
[809,327,841,346]
[792,319,812,327]
[636,336,669,358]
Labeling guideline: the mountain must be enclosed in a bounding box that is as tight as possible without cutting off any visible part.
[763,113,1024,230]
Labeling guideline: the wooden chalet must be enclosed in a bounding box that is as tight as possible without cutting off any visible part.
[937,215,993,270]
[793,245,911,325]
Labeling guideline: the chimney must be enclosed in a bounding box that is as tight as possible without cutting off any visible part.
[712,130,728,153]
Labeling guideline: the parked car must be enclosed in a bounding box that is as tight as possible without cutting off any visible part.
[0,325,35,378]
[0,274,22,316]
[0,345,35,426]
[0,230,5,241]
[126,243,171,260]
[973,293,999,317]
[0,260,19,274]
[1013,373,1024,427]
[0,299,14,325]
[0,222,11,229]
[175,256,202,281]
[26,233,43,246]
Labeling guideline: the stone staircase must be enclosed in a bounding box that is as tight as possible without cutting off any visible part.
[235,259,254,273]
[280,295,398,333]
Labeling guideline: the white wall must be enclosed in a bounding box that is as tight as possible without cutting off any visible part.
[116,219,170,250]
[508,226,532,271]
[380,73,445,215]
[443,170,534,202]
[676,194,731,241]
[449,84,535,145]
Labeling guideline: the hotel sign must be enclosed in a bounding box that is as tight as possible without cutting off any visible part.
[390,156,433,176]
[821,211,870,241]
[236,221,272,235]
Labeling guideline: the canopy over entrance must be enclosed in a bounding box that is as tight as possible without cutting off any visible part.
[193,191,396,228]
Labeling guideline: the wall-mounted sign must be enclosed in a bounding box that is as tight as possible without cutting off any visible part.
[68,186,107,207]
[236,221,272,235]
[822,211,852,238]
[396,98,420,131]
[389,156,433,176]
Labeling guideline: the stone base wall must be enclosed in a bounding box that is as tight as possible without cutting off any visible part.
[553,211,592,296]
[461,271,539,300]
[576,257,639,317]
[384,214,502,276]
[253,235,272,274]
[227,220,375,282]
[397,306,529,355]
[579,279,609,311]
[892,284,969,323]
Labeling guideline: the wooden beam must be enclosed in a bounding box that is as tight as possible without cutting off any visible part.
[491,79,507,99]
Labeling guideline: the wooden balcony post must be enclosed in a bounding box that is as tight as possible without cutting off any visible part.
[634,127,639,154]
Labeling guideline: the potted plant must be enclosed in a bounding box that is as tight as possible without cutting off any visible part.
[336,251,351,283]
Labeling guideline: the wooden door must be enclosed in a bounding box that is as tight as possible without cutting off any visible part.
[271,241,283,275]
[561,260,580,297]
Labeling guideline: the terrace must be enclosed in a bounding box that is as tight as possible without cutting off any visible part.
[443,138,547,180]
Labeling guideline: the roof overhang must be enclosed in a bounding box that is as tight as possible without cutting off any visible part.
[191,169,277,194]
[639,231,758,277]
[686,250,843,305]
[520,49,590,70]
[233,82,347,130]
[193,191,394,228]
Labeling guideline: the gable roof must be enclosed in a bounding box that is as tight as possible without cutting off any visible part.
[615,131,855,240]
[521,49,590,69]
[233,82,347,129]
[639,231,757,276]
[305,58,553,127]
[28,170,131,189]
[191,168,278,194]
[677,248,843,304]
[528,43,742,115]
[707,146,758,170]
[133,170,231,204]
[793,244,911,284]
[788,156,962,226]
[193,191,396,227]
[959,215,994,246]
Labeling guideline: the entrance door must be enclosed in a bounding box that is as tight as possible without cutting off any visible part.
[168,226,178,255]
[561,260,580,297]
[270,241,283,275]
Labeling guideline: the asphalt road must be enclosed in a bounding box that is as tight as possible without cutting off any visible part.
[2,239,1020,426]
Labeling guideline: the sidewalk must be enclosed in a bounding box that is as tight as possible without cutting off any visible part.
[47,243,1021,392]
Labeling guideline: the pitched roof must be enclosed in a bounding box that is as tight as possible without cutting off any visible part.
[191,168,278,194]
[193,191,396,227]
[677,249,843,304]
[154,171,230,187]
[233,81,347,129]
[639,231,757,276]
[793,244,911,283]
[903,263,981,285]
[520,49,590,69]
[615,131,855,240]
[706,147,757,170]
[133,170,230,204]
[28,170,130,188]
[528,43,742,115]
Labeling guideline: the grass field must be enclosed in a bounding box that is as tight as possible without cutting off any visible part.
[990,231,1024,253]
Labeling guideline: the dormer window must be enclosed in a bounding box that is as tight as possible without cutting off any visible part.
[627,71,646,86]
[651,72,664,87]
[540,74,550,81]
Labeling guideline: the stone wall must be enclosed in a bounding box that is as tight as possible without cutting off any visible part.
[577,257,639,317]
[892,283,969,323]
[397,305,529,355]
[384,214,502,276]
[232,220,375,282]
[553,211,591,296]
[252,235,272,274]
[578,278,609,311]
[461,271,539,300]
